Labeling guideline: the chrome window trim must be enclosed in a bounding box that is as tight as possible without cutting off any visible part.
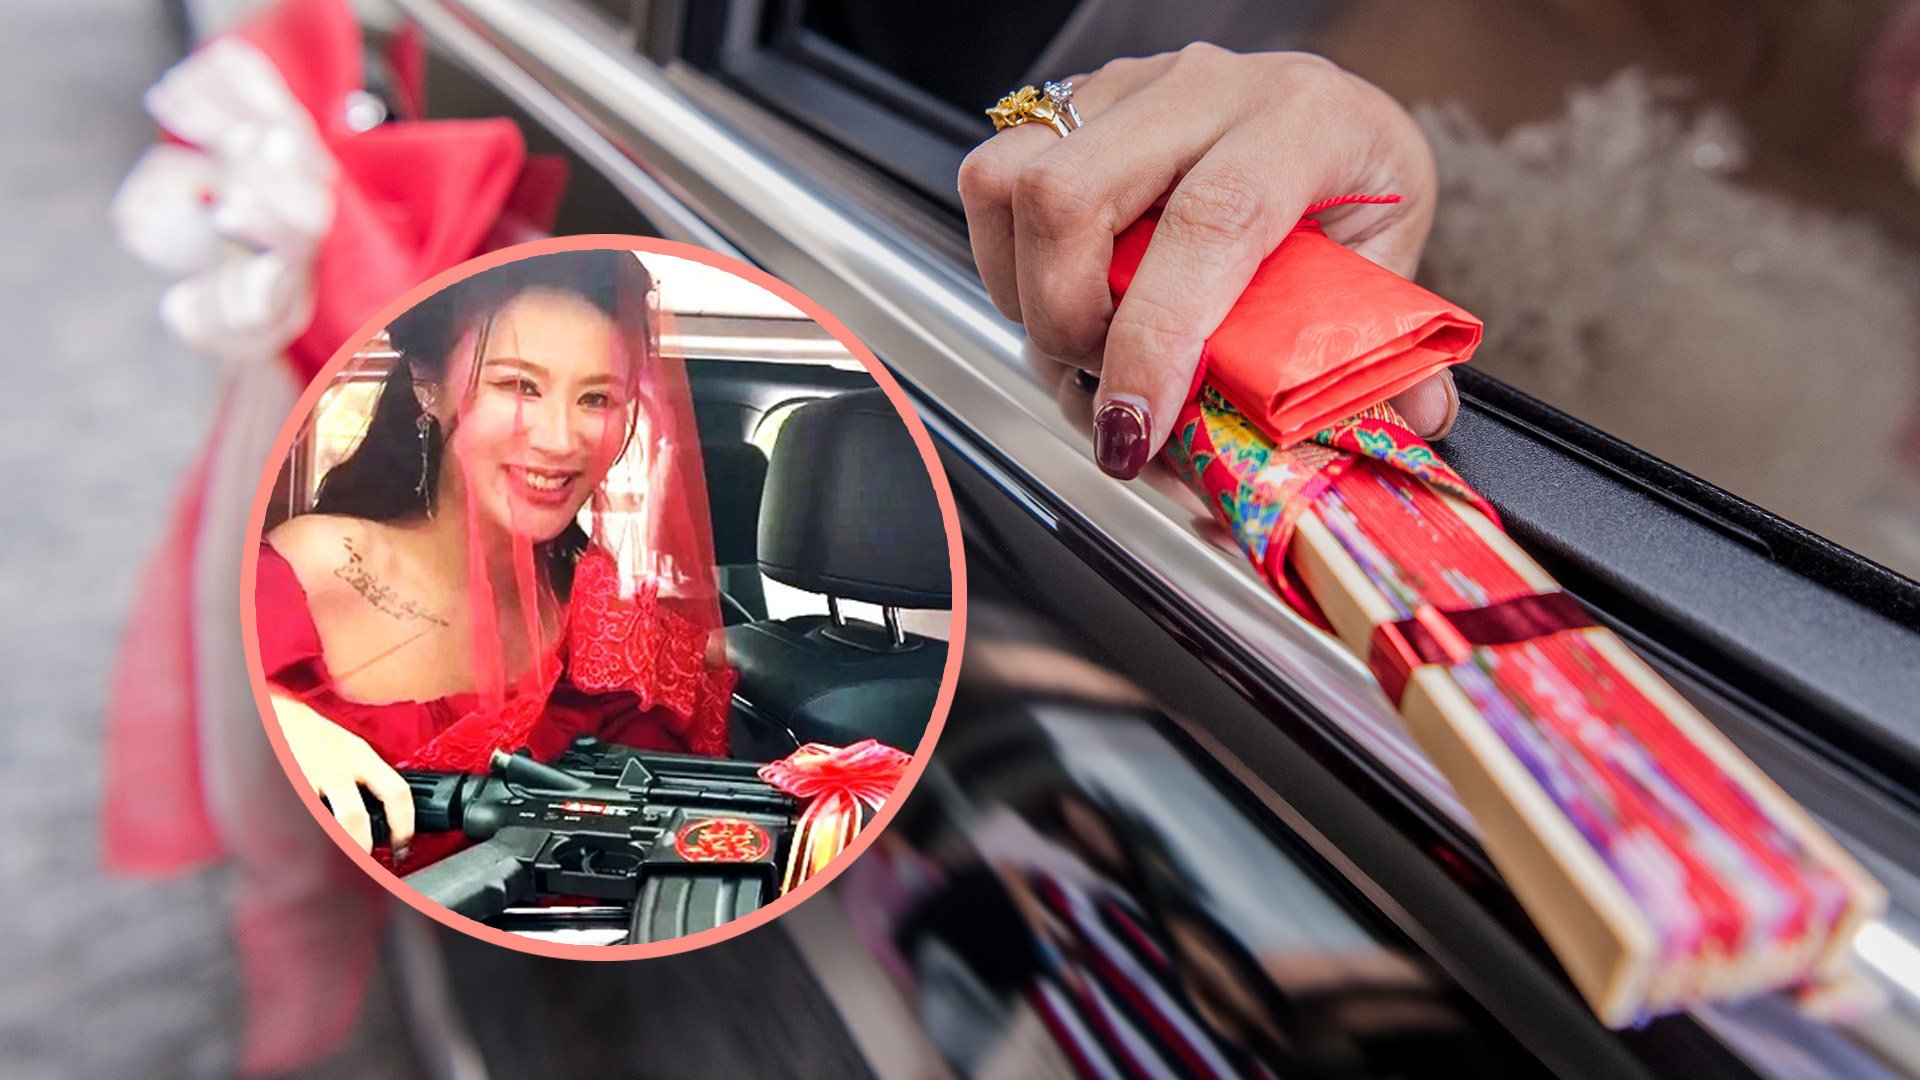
[407,0,743,256]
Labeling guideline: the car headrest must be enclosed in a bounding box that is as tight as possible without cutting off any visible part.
[702,442,768,566]
[758,389,950,609]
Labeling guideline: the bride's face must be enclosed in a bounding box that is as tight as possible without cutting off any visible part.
[438,288,631,543]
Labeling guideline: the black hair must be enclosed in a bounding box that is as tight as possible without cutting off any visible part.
[312,249,654,593]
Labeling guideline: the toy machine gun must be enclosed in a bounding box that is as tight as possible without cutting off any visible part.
[366,737,797,943]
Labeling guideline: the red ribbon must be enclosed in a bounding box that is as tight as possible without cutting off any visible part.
[1368,591,1596,705]
[758,739,910,891]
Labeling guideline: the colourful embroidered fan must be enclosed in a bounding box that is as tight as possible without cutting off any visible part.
[1113,211,1885,1024]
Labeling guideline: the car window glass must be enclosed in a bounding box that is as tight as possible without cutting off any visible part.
[789,0,1920,582]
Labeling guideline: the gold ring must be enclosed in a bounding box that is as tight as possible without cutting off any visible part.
[986,81,1082,137]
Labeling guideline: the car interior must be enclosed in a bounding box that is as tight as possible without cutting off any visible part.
[687,359,953,760]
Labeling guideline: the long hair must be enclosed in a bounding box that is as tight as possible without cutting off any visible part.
[313,249,656,594]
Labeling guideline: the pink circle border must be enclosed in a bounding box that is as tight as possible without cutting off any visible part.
[239,234,968,961]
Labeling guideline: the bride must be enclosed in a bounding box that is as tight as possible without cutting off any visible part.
[257,248,732,858]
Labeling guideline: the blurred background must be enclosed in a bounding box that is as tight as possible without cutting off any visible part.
[2,1,241,1076]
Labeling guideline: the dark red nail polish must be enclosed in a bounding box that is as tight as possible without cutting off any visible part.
[1095,399,1150,479]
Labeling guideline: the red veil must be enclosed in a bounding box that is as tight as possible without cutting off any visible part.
[272,248,731,780]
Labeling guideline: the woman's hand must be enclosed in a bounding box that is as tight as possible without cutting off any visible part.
[272,694,414,855]
[959,45,1453,479]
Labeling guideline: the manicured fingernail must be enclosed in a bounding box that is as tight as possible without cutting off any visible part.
[1433,374,1460,440]
[1094,396,1151,479]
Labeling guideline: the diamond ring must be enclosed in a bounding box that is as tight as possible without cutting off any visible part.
[986,80,1083,137]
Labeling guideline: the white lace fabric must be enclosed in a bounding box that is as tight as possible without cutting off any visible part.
[1415,72,1920,578]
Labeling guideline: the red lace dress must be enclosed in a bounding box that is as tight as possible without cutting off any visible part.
[256,541,732,779]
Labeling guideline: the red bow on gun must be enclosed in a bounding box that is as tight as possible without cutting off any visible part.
[758,739,911,893]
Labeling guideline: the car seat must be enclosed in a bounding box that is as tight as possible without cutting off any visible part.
[726,389,950,758]
[702,441,769,624]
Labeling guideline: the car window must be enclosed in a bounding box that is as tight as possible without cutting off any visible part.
[749,0,1920,584]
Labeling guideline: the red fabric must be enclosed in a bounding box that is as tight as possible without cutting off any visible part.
[253,245,729,812]
[101,420,224,873]
[758,739,911,805]
[221,0,536,380]
[483,154,571,253]
[551,289,733,756]
[262,535,723,885]
[228,883,379,1075]
[102,1,577,1072]
[257,543,708,768]
[759,739,909,892]
[105,0,560,876]
[106,0,566,881]
[293,121,526,380]
[1109,208,1482,446]
[566,547,734,757]
[102,394,388,1076]
[382,20,427,122]
[228,0,360,145]
[1863,1,1920,147]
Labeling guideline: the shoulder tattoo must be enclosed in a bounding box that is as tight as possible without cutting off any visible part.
[333,538,451,626]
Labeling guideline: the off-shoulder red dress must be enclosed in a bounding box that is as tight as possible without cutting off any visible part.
[255,542,729,770]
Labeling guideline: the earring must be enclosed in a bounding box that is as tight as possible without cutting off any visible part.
[415,412,435,518]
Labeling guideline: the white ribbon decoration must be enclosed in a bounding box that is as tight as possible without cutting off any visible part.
[110,36,338,367]
[159,249,316,366]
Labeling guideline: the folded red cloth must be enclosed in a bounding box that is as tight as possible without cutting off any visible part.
[1108,208,1482,444]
